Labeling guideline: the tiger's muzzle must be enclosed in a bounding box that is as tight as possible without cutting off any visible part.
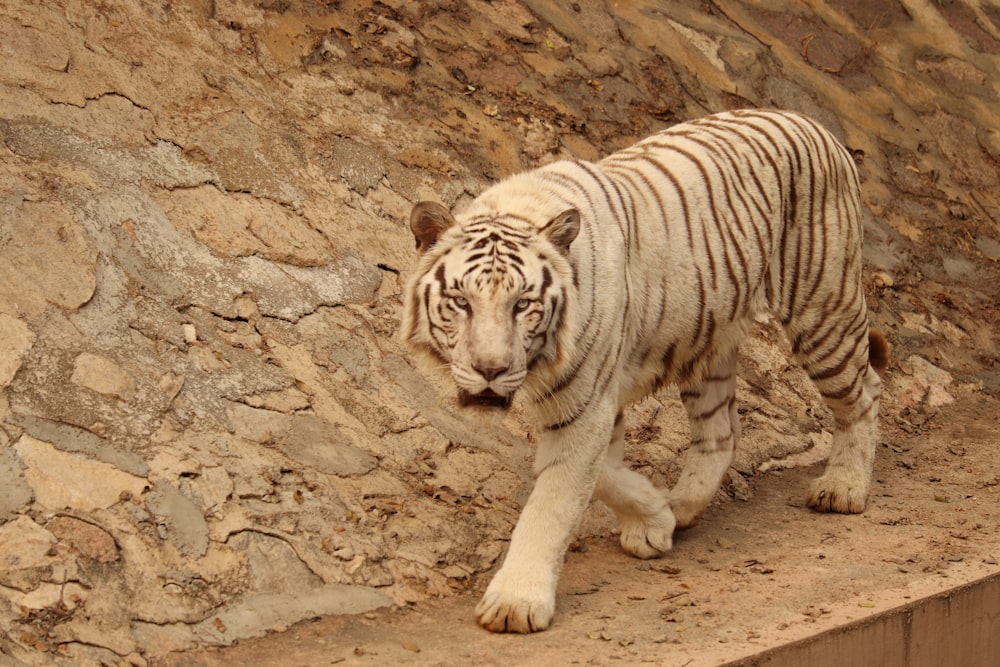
[450,306,528,410]
[458,387,513,410]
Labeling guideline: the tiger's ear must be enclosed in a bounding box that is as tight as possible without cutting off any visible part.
[410,201,456,253]
[541,208,580,255]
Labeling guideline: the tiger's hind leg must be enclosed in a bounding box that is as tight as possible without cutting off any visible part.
[796,312,884,514]
[670,348,739,528]
[594,414,676,559]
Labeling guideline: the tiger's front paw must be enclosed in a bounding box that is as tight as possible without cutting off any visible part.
[807,472,868,514]
[475,571,555,633]
[618,505,675,559]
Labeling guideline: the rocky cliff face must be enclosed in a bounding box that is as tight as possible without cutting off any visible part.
[2,1,999,664]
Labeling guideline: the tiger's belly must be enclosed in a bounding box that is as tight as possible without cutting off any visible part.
[616,310,759,407]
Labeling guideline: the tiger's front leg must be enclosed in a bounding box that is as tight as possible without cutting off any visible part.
[594,413,676,559]
[475,401,615,633]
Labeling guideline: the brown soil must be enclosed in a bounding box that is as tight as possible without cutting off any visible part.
[158,396,1000,666]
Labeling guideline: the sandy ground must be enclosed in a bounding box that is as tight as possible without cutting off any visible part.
[157,391,1000,666]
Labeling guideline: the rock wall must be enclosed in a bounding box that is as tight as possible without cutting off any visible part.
[2,0,999,664]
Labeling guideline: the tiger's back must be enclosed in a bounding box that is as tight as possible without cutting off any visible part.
[611,109,869,391]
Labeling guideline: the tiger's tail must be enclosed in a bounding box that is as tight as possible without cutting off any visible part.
[868,330,890,375]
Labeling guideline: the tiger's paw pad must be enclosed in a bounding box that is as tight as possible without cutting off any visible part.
[619,508,676,559]
[475,589,554,634]
[807,473,868,514]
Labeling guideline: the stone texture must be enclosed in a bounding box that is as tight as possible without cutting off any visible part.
[892,355,957,411]
[0,200,97,318]
[226,404,378,476]
[70,352,137,401]
[46,516,119,563]
[0,314,34,386]
[0,516,60,591]
[192,585,392,645]
[179,466,234,514]
[1,0,999,664]
[144,483,210,558]
[13,435,148,511]
[0,446,32,518]
[16,415,149,476]
[228,531,323,593]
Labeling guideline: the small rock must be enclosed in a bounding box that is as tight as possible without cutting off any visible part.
[46,516,119,563]
[180,465,234,512]
[229,531,322,594]
[724,468,752,502]
[892,355,955,411]
[242,386,312,413]
[0,313,34,387]
[872,271,894,288]
[802,604,828,618]
[0,516,60,591]
[194,585,392,641]
[13,435,148,511]
[70,352,137,401]
[15,581,63,610]
[227,404,377,476]
[0,446,33,518]
[125,652,149,667]
[145,483,210,558]
[0,201,98,316]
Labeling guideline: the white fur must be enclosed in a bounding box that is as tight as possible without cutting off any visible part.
[402,110,883,633]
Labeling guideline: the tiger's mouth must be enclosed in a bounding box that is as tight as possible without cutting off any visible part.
[458,388,513,410]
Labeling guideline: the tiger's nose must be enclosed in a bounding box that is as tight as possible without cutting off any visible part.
[474,364,508,381]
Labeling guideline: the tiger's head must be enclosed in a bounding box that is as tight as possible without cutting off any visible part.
[401,197,580,409]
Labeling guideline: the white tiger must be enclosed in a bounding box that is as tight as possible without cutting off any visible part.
[401,109,889,633]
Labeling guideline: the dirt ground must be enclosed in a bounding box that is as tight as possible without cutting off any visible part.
[158,395,1000,666]
[3,0,1000,665]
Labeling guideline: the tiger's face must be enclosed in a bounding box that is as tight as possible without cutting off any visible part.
[402,200,580,409]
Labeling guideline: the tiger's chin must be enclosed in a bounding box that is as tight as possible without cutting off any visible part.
[458,388,514,410]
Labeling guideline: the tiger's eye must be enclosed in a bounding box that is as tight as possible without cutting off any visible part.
[454,296,468,307]
[514,298,530,312]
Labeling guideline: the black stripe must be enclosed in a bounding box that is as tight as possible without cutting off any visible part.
[688,395,736,422]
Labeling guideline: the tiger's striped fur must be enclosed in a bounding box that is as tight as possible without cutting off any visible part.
[402,109,887,633]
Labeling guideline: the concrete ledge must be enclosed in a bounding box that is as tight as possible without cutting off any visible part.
[728,571,1000,667]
